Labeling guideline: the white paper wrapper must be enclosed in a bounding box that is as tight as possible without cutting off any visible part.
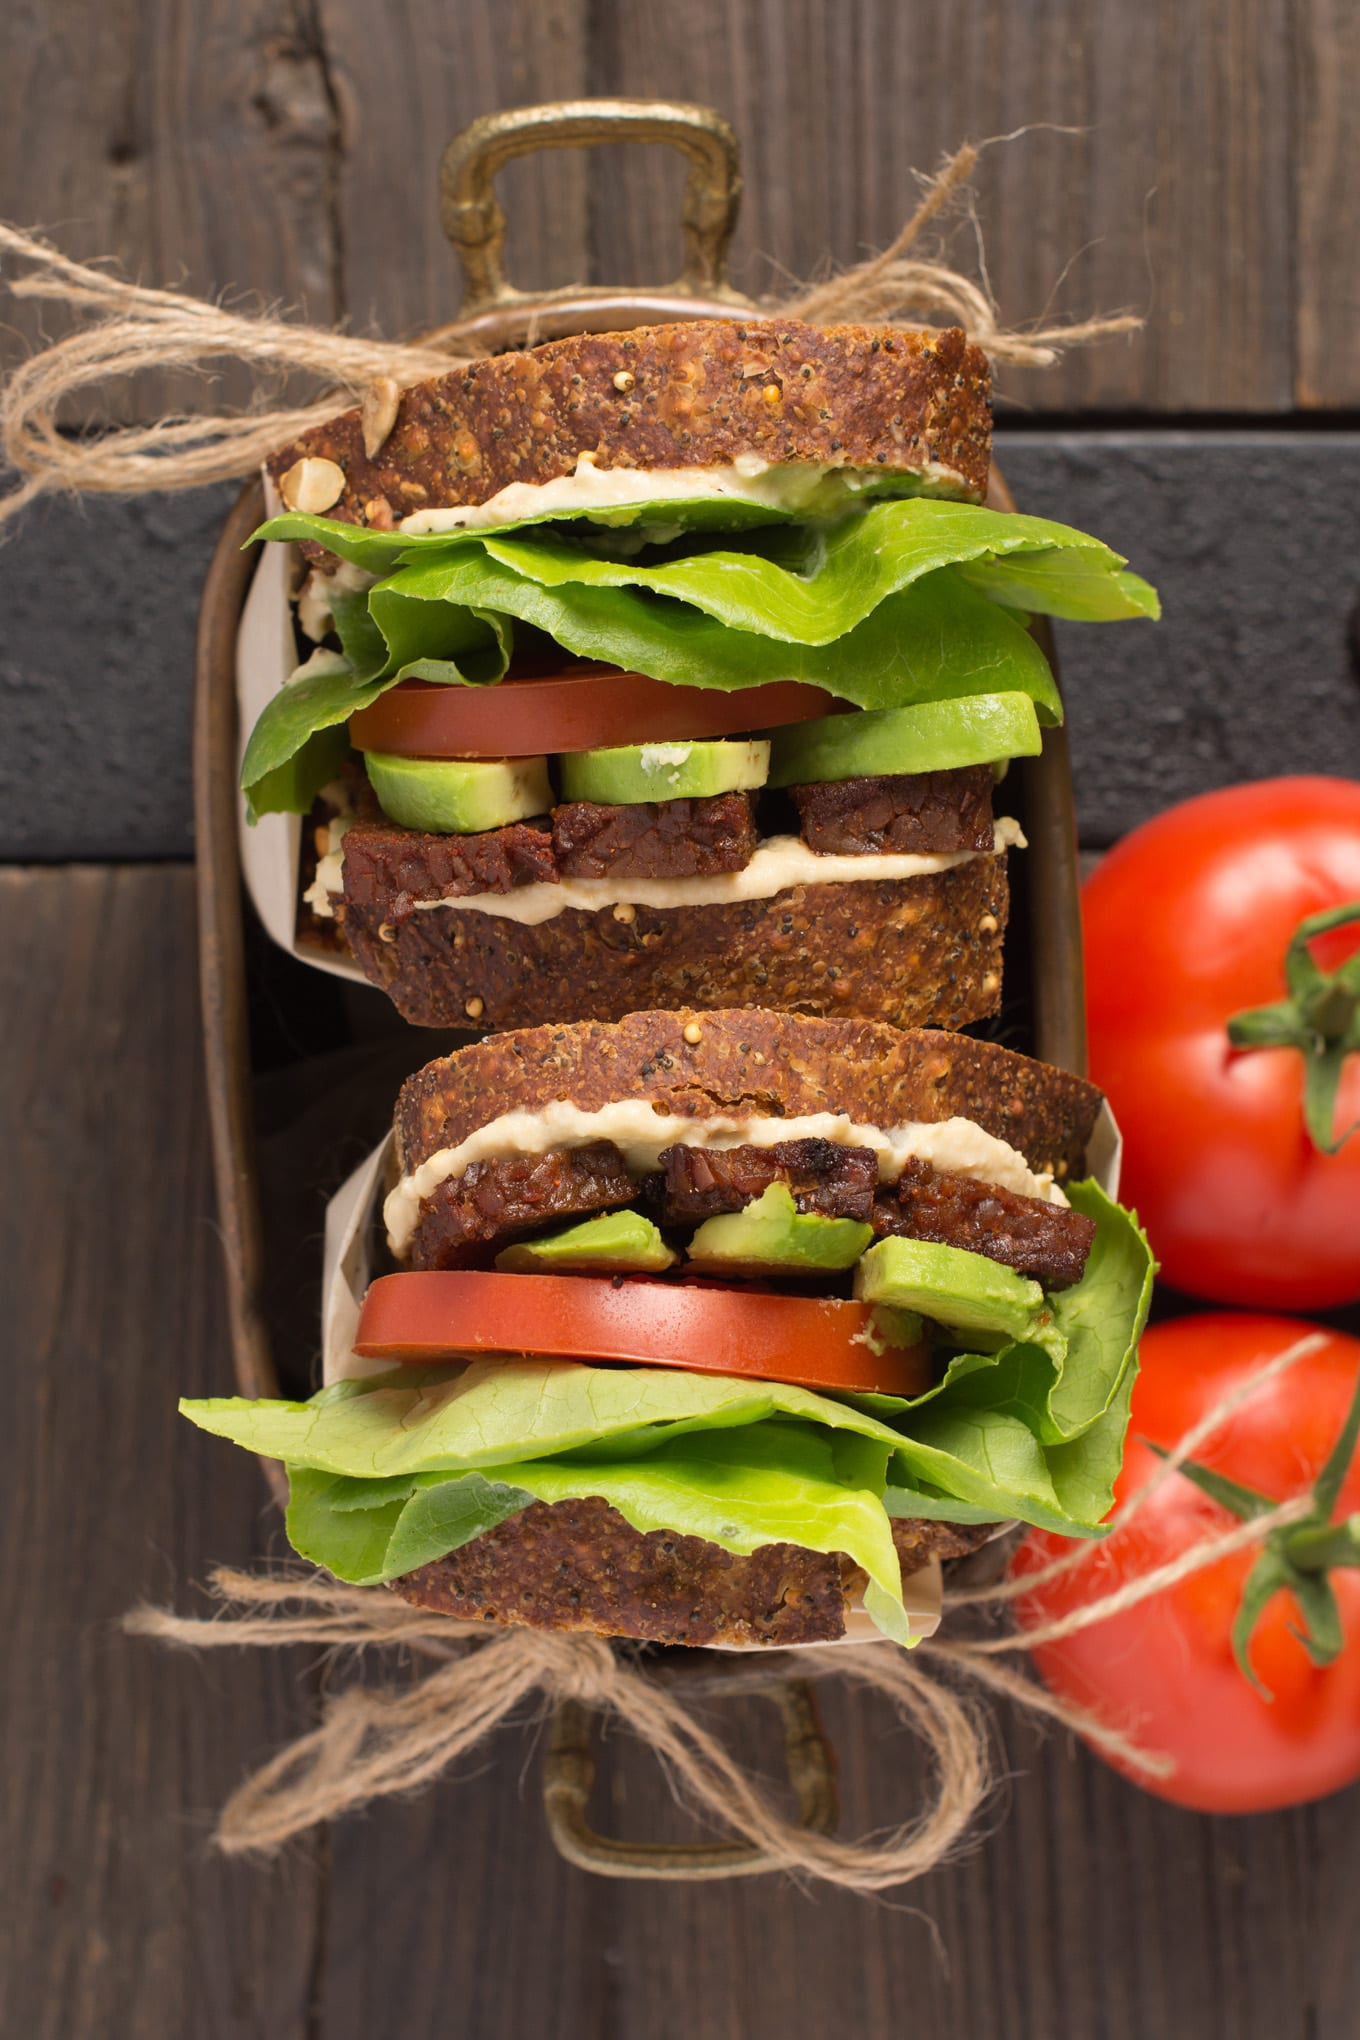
[1084,1098,1123,1203]
[235,480,366,983]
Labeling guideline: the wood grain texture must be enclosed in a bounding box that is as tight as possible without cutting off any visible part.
[315,1674,1359,2040]
[0,0,345,417]
[2,864,1358,2035]
[584,0,1300,413]
[4,1,1358,416]
[317,0,590,342]
[1294,0,1360,406]
[0,866,321,2040]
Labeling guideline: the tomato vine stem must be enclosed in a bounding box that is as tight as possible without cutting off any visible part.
[1146,1361,1360,1696]
[1226,899,1360,1154]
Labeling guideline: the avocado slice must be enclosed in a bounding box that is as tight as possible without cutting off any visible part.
[685,1182,873,1275]
[767,692,1042,787]
[364,750,553,833]
[495,1209,677,1274]
[559,738,770,805]
[855,1234,1064,1355]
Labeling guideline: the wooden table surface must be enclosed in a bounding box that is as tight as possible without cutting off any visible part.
[4,7,1359,2031]
[3,861,1357,2040]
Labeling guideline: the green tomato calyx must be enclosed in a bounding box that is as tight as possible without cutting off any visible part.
[1146,1359,1360,1699]
[1226,899,1360,1155]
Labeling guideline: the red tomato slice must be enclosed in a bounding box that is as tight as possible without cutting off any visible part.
[348,667,840,759]
[354,1270,932,1398]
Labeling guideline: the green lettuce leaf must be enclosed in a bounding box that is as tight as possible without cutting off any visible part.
[238,610,513,808]
[874,1183,1155,1533]
[286,1465,533,1582]
[247,472,941,572]
[243,560,1058,812]
[179,1357,913,1478]
[245,719,353,823]
[960,551,1160,623]
[182,1187,1154,1627]
[251,497,1157,624]
[470,499,1156,640]
[284,1425,912,1642]
[239,496,1159,808]
[367,550,1061,711]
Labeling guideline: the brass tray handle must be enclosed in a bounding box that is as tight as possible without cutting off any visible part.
[543,1675,838,1880]
[440,99,747,315]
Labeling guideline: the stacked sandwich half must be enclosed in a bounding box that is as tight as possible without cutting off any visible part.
[185,317,1157,1648]
[242,320,1153,1030]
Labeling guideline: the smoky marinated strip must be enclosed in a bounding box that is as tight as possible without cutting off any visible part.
[551,791,757,880]
[790,765,995,856]
[342,810,556,926]
[658,1137,878,1224]
[409,1141,636,1269]
[873,1155,1097,1288]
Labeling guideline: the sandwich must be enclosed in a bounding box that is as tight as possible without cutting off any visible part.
[240,317,1156,1030]
[181,1010,1154,1649]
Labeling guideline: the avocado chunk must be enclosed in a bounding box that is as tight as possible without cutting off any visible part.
[767,692,1042,787]
[855,1234,1063,1353]
[495,1209,677,1274]
[365,750,553,833]
[685,1182,873,1274]
[559,738,770,805]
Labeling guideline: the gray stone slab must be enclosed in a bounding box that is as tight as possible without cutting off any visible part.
[0,486,235,859]
[1,438,1357,858]
[998,432,1360,845]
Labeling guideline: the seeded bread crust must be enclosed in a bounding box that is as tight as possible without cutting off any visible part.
[267,319,992,530]
[395,1006,1103,1186]
[341,852,1010,1035]
[388,1496,994,1647]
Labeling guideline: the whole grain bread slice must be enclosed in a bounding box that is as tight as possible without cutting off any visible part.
[339,843,1009,1034]
[394,1006,1103,1187]
[268,318,992,532]
[388,1496,992,1648]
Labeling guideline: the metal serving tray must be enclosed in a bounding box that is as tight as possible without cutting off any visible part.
[192,99,1087,1878]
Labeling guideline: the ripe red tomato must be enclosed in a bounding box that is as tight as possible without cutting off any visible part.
[1083,777,1360,1308]
[1011,1315,1360,1813]
[354,1270,933,1397]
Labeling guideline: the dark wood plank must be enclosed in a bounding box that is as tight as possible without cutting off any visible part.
[0,865,322,2039]
[11,2,1359,416]
[318,0,590,343]
[1294,0,1360,406]
[2,876,1354,2039]
[0,0,345,419]
[346,1674,1354,2040]
[585,0,1298,414]
[317,1761,613,2040]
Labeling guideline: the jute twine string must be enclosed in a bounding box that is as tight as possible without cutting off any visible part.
[0,140,1139,535]
[127,1336,1327,1886]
